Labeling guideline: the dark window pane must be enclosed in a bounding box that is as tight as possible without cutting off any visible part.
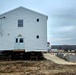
[20,38,23,43]
[36,35,39,39]
[16,38,18,43]
[18,24,23,27]
[18,20,23,23]
[18,20,23,27]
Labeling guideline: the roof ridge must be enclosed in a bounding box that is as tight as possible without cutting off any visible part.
[0,6,48,18]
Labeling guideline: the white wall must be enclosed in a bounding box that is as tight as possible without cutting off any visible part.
[0,7,47,52]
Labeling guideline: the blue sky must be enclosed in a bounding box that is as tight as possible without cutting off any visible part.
[0,0,76,45]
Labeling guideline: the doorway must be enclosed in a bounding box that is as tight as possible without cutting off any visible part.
[14,37,25,50]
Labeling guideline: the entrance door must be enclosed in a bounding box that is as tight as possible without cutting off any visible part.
[14,37,24,50]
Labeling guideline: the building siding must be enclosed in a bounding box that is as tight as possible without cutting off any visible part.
[0,7,47,52]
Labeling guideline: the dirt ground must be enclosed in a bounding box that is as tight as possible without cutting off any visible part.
[0,60,76,75]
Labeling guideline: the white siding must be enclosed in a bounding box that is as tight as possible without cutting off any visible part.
[0,7,47,52]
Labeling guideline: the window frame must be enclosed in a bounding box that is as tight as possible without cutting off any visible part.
[18,19,23,27]
[20,38,24,43]
[36,35,39,39]
[16,38,18,43]
[37,18,39,22]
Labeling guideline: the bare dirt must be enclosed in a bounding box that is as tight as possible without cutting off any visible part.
[0,60,76,75]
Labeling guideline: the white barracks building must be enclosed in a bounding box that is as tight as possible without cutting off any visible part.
[0,6,48,52]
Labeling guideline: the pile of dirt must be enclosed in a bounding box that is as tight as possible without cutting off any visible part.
[0,60,76,75]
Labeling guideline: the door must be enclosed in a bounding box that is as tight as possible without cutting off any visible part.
[14,37,25,50]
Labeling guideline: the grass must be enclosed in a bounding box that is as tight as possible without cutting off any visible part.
[0,60,76,75]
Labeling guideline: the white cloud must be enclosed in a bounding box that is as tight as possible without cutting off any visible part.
[58,26,75,32]
[52,37,71,42]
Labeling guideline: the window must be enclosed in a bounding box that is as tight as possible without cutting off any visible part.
[36,35,39,39]
[20,38,23,43]
[37,19,39,22]
[18,20,23,27]
[16,38,18,43]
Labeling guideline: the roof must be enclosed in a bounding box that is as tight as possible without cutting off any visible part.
[0,6,48,18]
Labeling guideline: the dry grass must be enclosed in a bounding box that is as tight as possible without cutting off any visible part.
[0,60,76,75]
